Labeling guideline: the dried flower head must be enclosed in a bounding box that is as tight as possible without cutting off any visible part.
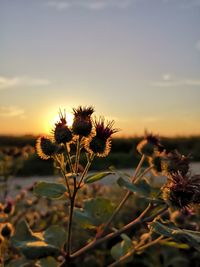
[0,235,4,244]
[53,110,72,144]
[137,132,163,157]
[3,200,14,215]
[162,150,190,176]
[84,117,118,157]
[36,136,57,160]
[1,223,13,238]
[162,173,200,209]
[148,154,163,176]
[72,106,94,137]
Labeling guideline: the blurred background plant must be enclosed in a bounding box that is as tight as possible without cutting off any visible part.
[0,106,200,267]
[0,145,34,201]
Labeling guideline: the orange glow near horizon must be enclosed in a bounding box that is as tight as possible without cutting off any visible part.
[42,109,74,134]
[0,108,199,137]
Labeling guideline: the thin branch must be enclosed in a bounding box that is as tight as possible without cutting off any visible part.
[76,153,95,190]
[55,155,72,198]
[65,143,74,174]
[75,136,81,175]
[71,203,164,259]
[136,235,164,252]
[108,235,164,267]
[98,154,146,236]
[66,196,75,257]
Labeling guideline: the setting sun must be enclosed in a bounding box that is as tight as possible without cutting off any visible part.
[43,109,74,134]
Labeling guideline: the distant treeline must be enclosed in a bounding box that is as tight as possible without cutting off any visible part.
[0,135,200,176]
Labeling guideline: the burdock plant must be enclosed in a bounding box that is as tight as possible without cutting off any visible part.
[9,106,200,267]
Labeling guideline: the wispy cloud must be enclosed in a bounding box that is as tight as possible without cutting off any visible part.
[45,0,134,10]
[196,40,200,51]
[151,74,200,88]
[0,106,25,119]
[162,0,200,8]
[45,0,200,10]
[0,75,51,90]
[180,0,200,8]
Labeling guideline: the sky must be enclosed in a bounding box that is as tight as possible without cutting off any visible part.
[0,0,200,137]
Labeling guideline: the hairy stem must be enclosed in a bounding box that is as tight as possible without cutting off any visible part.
[55,155,71,198]
[75,136,81,175]
[77,153,95,190]
[66,196,75,258]
[65,143,74,174]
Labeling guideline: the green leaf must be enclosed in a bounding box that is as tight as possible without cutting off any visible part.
[84,171,114,183]
[111,234,133,262]
[74,198,114,229]
[44,225,66,249]
[36,257,58,267]
[11,221,66,259]
[117,177,161,202]
[150,221,200,251]
[117,177,150,196]
[34,181,67,199]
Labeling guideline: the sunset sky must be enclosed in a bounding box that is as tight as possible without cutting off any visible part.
[0,0,200,137]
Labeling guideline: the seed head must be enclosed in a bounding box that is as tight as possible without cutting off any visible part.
[84,117,118,157]
[36,136,57,160]
[3,200,14,215]
[162,150,190,176]
[54,110,72,144]
[0,235,4,244]
[72,106,94,137]
[162,173,200,209]
[137,132,163,157]
[148,154,163,176]
[1,223,13,238]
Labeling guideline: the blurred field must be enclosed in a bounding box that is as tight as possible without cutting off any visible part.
[0,135,200,176]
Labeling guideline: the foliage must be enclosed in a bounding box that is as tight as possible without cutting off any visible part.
[0,106,200,267]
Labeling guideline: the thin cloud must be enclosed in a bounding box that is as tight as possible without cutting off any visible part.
[196,40,200,51]
[0,75,50,90]
[162,0,200,8]
[180,0,200,8]
[0,106,25,119]
[0,76,20,90]
[151,75,200,88]
[45,0,200,10]
[45,0,134,10]
[46,1,71,10]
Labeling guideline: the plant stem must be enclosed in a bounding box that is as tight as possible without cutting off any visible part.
[98,154,146,236]
[77,153,95,190]
[75,136,81,175]
[136,235,164,252]
[55,155,71,198]
[65,143,74,174]
[134,165,154,184]
[66,195,75,258]
[71,204,168,259]
[108,235,164,267]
